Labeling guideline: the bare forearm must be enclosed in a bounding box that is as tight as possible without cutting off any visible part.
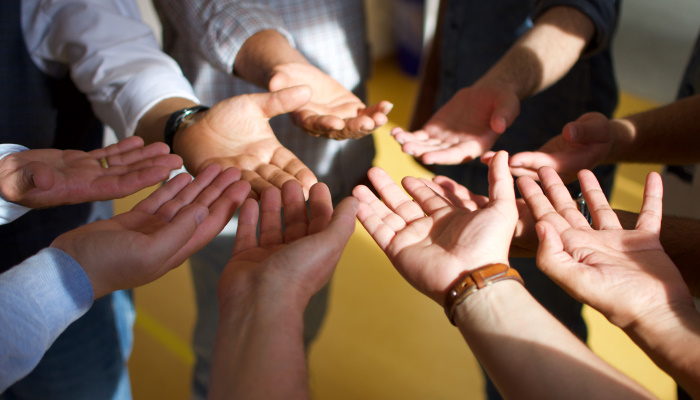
[455,281,653,400]
[209,295,310,400]
[477,6,594,99]
[659,214,700,296]
[233,29,309,90]
[624,304,700,398]
[606,95,700,164]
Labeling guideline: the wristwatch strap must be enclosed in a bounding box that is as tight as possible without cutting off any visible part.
[444,263,524,326]
[163,105,210,154]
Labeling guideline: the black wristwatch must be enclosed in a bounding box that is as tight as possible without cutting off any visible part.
[576,192,593,226]
[164,105,210,153]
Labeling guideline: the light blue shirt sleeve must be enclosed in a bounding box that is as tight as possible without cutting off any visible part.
[0,248,94,391]
[0,144,32,225]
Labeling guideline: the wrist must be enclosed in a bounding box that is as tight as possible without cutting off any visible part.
[268,61,315,92]
[164,106,210,155]
[473,75,523,101]
[444,263,524,326]
[217,267,309,321]
[622,300,696,337]
[452,278,529,328]
[234,29,308,89]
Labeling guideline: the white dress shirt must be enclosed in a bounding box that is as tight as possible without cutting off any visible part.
[21,0,199,139]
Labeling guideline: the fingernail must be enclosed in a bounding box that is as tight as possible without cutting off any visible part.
[382,103,394,114]
[405,150,414,156]
[396,138,404,145]
[510,161,522,167]
[567,125,577,141]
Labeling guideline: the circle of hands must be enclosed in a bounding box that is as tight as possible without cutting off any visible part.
[17,79,691,336]
[352,151,694,330]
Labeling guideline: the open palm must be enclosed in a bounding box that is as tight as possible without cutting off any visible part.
[518,167,694,328]
[392,85,519,165]
[353,151,517,304]
[174,86,318,199]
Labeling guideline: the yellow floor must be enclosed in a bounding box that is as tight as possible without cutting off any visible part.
[123,57,675,399]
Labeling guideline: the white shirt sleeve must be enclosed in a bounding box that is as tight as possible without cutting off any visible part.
[0,144,32,225]
[21,0,200,140]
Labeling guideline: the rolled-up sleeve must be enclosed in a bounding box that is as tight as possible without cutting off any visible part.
[22,0,199,139]
[535,0,618,56]
[156,0,296,74]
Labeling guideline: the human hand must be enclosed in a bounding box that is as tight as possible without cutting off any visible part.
[424,174,538,257]
[217,181,357,310]
[483,112,614,183]
[518,167,694,329]
[391,84,520,165]
[270,62,392,140]
[0,136,182,209]
[51,164,250,298]
[353,151,517,304]
[174,86,319,199]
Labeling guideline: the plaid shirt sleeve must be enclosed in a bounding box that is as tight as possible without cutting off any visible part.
[156,0,296,75]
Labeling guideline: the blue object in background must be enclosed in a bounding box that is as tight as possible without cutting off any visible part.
[393,0,424,76]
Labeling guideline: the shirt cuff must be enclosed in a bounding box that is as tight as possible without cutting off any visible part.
[110,67,200,140]
[535,0,617,56]
[0,145,31,225]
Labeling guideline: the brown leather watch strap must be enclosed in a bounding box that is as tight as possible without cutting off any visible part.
[444,263,524,326]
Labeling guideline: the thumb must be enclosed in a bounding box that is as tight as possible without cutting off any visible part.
[23,161,55,192]
[254,85,312,119]
[564,114,611,144]
[323,196,358,250]
[490,92,520,134]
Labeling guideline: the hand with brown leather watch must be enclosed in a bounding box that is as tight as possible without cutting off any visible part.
[353,151,655,400]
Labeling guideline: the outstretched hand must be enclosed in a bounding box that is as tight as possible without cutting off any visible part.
[174,86,319,199]
[353,151,518,304]
[423,174,538,257]
[0,136,182,209]
[484,112,614,183]
[51,164,250,299]
[269,62,392,140]
[518,167,694,329]
[218,181,358,308]
[391,84,519,165]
